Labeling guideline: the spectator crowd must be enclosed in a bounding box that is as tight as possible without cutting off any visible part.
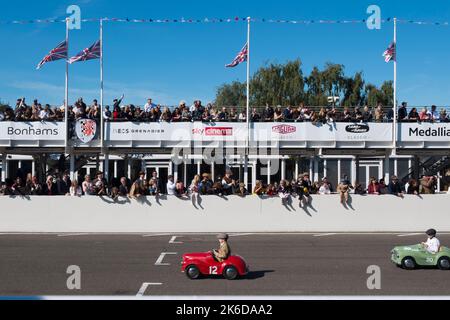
[1,97,449,124]
[0,169,442,206]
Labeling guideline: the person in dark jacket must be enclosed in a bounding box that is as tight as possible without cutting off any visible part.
[42,176,58,196]
[57,171,72,195]
[388,175,404,197]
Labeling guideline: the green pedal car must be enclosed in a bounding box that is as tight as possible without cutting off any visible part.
[391,244,450,270]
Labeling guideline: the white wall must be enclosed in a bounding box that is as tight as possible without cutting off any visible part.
[0,195,449,233]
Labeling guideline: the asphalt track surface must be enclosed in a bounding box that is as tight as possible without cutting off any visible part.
[0,233,449,297]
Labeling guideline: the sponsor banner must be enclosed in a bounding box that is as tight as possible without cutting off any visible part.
[254,122,392,142]
[0,121,65,140]
[400,123,450,141]
[107,122,248,141]
[75,119,97,143]
[107,122,190,141]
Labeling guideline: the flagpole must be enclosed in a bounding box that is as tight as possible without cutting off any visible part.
[65,18,69,155]
[244,16,251,189]
[393,17,397,154]
[100,18,104,154]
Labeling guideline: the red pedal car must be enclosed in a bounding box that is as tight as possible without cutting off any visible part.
[181,252,249,280]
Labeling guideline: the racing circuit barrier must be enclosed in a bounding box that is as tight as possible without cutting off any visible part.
[0,194,449,233]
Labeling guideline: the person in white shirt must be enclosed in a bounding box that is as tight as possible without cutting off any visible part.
[144,98,156,113]
[166,175,176,196]
[39,105,50,120]
[422,229,441,254]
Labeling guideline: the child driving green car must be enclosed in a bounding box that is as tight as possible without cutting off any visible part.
[422,229,441,254]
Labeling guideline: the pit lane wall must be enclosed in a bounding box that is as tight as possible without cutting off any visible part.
[1,195,449,233]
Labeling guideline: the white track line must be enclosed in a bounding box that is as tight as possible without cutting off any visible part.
[57,233,90,237]
[136,283,162,297]
[155,252,178,266]
[313,233,338,237]
[142,233,173,237]
[169,236,183,244]
[397,233,422,237]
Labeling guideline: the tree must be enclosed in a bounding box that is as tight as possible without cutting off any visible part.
[342,72,365,107]
[305,66,327,106]
[321,63,345,100]
[380,80,394,106]
[215,81,247,106]
[214,59,392,108]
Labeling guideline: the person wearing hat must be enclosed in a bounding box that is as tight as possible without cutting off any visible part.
[212,233,231,262]
[422,229,441,254]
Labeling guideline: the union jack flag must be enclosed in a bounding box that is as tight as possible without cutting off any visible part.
[383,42,396,63]
[226,43,248,68]
[69,40,101,64]
[36,40,68,70]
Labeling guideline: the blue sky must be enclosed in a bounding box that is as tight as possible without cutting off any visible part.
[1,0,450,107]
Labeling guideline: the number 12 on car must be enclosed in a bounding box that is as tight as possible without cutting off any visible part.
[209,266,218,275]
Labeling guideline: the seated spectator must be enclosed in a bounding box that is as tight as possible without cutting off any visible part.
[167,175,176,195]
[342,107,352,122]
[318,180,331,195]
[354,107,363,122]
[407,179,420,195]
[190,175,200,194]
[92,171,107,196]
[266,184,277,196]
[202,109,212,122]
[82,174,94,196]
[374,104,384,122]
[278,180,290,204]
[362,106,373,122]
[354,182,366,195]
[274,107,283,122]
[398,102,408,121]
[160,107,172,122]
[39,104,52,121]
[250,108,261,122]
[297,173,312,207]
[430,105,439,122]
[70,181,83,197]
[199,174,213,195]
[440,109,449,123]
[367,177,380,195]
[420,176,437,194]
[217,107,229,122]
[12,177,26,196]
[26,176,42,195]
[229,108,238,122]
[171,108,182,122]
[221,171,234,195]
[57,171,71,196]
[118,177,129,196]
[419,107,431,121]
[378,178,388,194]
[103,105,112,121]
[388,175,404,197]
[42,175,58,196]
[253,180,264,195]
[236,182,248,197]
[263,104,274,122]
[212,177,224,195]
[408,108,420,122]
[337,175,353,205]
[283,106,293,122]
[148,179,159,196]
[238,110,246,122]
[175,181,188,197]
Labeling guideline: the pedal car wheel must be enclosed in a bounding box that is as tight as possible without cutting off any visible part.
[401,257,416,270]
[437,257,450,270]
[223,266,238,280]
[185,265,200,279]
